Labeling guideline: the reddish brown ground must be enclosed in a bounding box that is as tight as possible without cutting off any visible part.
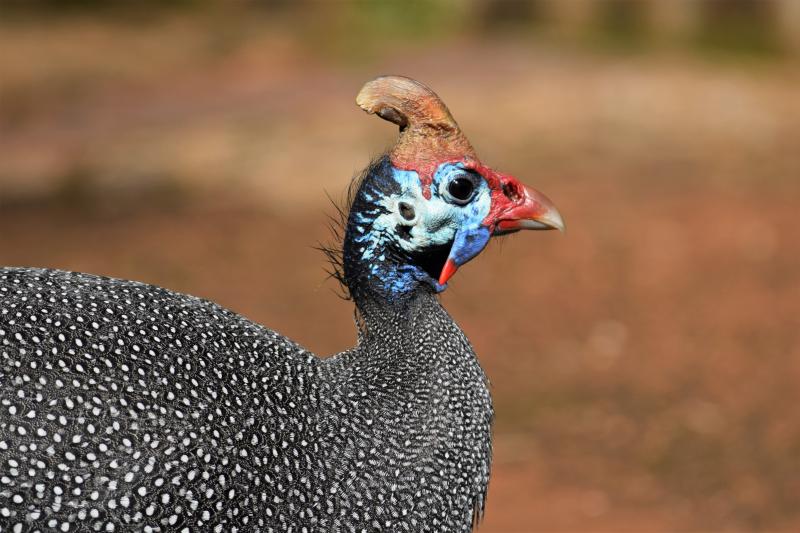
[2,10,799,532]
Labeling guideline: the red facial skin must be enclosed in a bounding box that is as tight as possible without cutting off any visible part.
[439,259,459,286]
[393,156,556,231]
[391,158,447,200]
[392,156,499,201]
[463,159,518,230]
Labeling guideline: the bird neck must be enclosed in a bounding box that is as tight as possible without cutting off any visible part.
[338,288,464,384]
[354,285,439,336]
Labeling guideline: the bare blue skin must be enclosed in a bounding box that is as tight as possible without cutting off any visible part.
[344,157,493,298]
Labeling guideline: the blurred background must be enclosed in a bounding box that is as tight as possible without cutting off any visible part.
[1,0,799,531]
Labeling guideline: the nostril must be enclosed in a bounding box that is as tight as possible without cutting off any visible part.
[398,201,416,222]
[502,181,523,203]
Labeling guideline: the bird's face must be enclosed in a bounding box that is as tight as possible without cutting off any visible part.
[343,75,564,298]
[349,157,563,294]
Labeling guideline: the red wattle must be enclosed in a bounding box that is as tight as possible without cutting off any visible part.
[438,259,459,286]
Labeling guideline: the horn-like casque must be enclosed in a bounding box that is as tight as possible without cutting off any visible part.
[356,76,477,175]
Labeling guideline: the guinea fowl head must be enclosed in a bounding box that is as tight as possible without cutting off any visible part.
[340,75,564,303]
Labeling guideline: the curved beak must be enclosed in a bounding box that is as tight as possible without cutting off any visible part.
[493,184,565,235]
[437,176,564,288]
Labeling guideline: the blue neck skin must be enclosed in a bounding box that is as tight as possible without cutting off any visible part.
[342,157,444,306]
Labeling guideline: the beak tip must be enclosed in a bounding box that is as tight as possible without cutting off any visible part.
[511,207,565,233]
[550,209,566,233]
[513,184,565,233]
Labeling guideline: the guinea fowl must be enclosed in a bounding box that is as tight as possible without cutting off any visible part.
[0,76,563,532]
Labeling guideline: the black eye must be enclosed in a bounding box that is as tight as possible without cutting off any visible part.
[447,176,475,203]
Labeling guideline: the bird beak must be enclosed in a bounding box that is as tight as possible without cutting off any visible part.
[492,183,565,235]
[437,177,564,287]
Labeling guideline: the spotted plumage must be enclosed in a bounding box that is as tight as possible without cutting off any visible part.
[0,76,563,532]
[0,265,490,532]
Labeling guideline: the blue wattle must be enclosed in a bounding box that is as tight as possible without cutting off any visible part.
[448,226,492,268]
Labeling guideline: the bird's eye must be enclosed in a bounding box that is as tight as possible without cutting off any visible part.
[447,176,476,204]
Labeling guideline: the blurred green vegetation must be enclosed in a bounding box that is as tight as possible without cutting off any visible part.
[1,0,795,60]
[693,0,784,58]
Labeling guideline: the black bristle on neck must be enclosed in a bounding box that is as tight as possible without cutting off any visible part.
[316,155,388,302]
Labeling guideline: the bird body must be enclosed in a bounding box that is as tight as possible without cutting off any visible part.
[0,267,490,531]
[0,76,563,532]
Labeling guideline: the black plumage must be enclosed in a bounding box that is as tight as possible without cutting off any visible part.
[0,264,491,532]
